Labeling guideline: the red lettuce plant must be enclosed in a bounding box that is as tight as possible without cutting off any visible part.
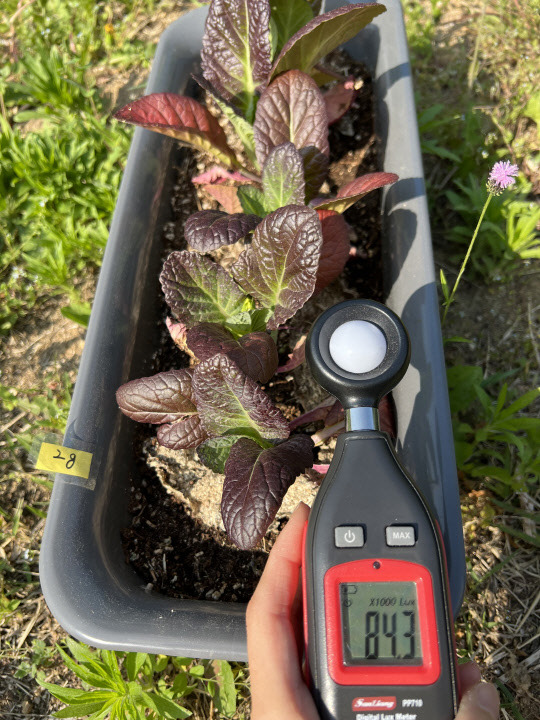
[114,0,386,168]
[115,0,399,551]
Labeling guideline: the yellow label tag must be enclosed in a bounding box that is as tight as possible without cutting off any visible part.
[35,442,93,479]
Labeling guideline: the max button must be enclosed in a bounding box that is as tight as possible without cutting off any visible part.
[335,526,365,548]
[386,526,416,546]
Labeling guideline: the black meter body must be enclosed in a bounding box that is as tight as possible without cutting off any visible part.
[303,300,459,720]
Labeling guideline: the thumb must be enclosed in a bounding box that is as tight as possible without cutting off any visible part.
[457,681,500,720]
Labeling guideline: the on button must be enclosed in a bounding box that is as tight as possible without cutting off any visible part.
[335,526,365,548]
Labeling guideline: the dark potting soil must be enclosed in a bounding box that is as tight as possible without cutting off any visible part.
[121,53,384,603]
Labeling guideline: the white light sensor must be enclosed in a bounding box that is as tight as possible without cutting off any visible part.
[329,320,387,374]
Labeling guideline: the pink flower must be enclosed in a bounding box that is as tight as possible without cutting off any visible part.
[488,161,519,190]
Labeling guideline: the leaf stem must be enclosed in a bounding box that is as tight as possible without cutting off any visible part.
[442,192,493,325]
[311,419,345,446]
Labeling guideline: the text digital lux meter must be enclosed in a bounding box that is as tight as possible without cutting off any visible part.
[303,300,459,720]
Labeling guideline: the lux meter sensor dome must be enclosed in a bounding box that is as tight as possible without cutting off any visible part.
[329,320,387,374]
[306,299,410,410]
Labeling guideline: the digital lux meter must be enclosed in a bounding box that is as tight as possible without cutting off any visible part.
[303,300,459,720]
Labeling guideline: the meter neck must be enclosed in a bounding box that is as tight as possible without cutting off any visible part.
[345,406,379,432]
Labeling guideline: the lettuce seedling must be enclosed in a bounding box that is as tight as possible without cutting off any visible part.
[114,0,386,169]
[115,0,400,550]
[117,349,313,548]
[161,204,324,333]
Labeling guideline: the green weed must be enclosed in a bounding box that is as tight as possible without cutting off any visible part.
[447,365,540,496]
[14,638,56,681]
[0,56,130,330]
[40,639,244,719]
[0,375,72,455]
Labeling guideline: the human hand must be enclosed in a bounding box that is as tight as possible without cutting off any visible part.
[247,502,500,720]
[455,662,499,720]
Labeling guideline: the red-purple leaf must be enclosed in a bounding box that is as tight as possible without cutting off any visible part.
[262,142,305,211]
[270,3,386,80]
[201,0,272,119]
[232,205,323,330]
[324,77,357,124]
[324,399,344,427]
[116,369,196,424]
[114,93,237,166]
[299,146,329,202]
[192,166,253,185]
[288,396,334,430]
[313,172,399,213]
[277,334,306,373]
[222,435,314,549]
[314,209,351,293]
[185,211,261,253]
[160,251,247,327]
[165,317,189,352]
[187,323,278,383]
[200,184,244,214]
[254,70,329,168]
[157,415,208,450]
[192,354,289,439]
[379,394,396,437]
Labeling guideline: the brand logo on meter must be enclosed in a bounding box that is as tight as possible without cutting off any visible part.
[352,697,397,711]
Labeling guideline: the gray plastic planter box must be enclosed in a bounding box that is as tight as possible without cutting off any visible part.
[40,0,465,661]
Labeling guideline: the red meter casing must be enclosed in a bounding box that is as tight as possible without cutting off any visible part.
[303,431,459,720]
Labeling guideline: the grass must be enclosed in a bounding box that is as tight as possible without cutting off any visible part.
[0,0,539,718]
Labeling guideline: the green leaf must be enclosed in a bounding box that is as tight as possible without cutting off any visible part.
[447,365,483,415]
[124,653,148,682]
[141,692,191,719]
[197,435,245,473]
[152,655,170,673]
[171,672,190,697]
[101,650,125,686]
[38,683,111,705]
[439,268,449,302]
[232,205,323,329]
[208,92,258,167]
[421,138,462,163]
[188,664,206,677]
[270,3,386,80]
[224,308,273,337]
[443,336,470,345]
[64,639,100,667]
[160,251,248,328]
[453,441,475,468]
[270,0,314,56]
[523,91,540,139]
[210,660,237,716]
[61,301,91,327]
[238,185,266,216]
[497,387,540,420]
[54,701,112,718]
[262,142,305,212]
[55,646,117,690]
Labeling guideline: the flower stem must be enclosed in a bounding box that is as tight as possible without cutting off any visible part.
[442,192,493,325]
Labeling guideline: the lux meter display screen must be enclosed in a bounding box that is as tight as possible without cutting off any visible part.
[340,581,422,665]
